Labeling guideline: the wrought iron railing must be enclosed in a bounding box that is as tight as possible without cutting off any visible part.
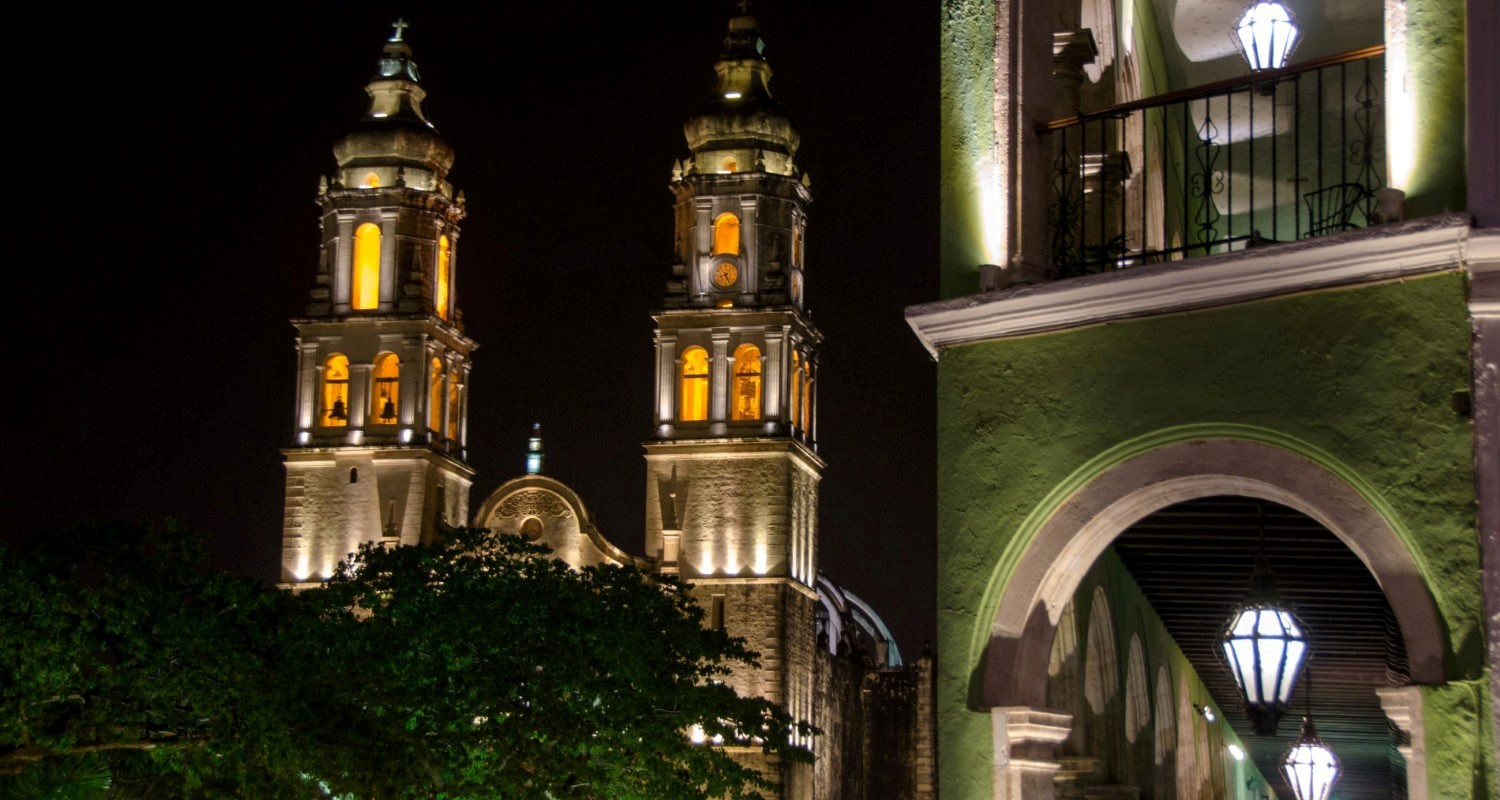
[1044,46,1386,276]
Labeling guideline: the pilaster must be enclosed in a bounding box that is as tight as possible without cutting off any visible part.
[1377,686,1428,800]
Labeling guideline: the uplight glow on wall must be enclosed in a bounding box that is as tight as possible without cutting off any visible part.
[1385,0,1416,192]
[976,152,1006,267]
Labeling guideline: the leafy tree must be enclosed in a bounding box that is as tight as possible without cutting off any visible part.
[0,522,308,798]
[1,524,811,799]
[292,527,812,799]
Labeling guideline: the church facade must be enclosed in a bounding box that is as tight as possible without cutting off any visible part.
[278,13,936,800]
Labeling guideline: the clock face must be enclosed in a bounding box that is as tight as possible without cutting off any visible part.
[713,262,739,288]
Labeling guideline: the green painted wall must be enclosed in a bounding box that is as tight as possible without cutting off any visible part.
[1423,680,1496,799]
[940,0,997,299]
[933,273,1486,798]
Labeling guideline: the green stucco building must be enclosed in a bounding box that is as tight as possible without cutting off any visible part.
[909,0,1498,796]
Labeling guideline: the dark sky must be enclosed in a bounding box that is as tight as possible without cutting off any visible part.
[10,3,939,653]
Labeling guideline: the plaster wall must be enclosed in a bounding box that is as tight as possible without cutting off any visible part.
[932,273,1484,797]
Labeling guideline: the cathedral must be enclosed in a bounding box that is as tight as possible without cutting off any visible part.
[275,12,936,800]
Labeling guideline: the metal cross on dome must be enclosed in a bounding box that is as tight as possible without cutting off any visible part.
[389,18,409,43]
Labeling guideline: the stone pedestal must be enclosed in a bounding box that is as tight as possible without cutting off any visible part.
[992,707,1072,800]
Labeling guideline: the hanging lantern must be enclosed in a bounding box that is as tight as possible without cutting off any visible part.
[1283,717,1341,800]
[1219,555,1308,734]
[1232,0,1302,72]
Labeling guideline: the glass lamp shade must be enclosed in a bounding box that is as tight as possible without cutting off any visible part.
[1219,601,1308,734]
[1233,0,1302,71]
[1283,717,1341,800]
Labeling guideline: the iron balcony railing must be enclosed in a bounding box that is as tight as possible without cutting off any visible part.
[1044,46,1386,276]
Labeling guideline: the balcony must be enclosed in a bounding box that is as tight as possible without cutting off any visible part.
[1045,46,1388,277]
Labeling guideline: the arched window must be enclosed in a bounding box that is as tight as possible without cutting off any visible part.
[1124,635,1149,743]
[721,158,738,173]
[371,353,400,425]
[428,358,444,432]
[731,344,761,420]
[713,213,740,256]
[363,171,380,189]
[435,235,452,320]
[322,355,350,427]
[1083,587,1118,715]
[352,222,382,310]
[1153,665,1175,766]
[790,351,803,427]
[447,367,462,436]
[679,347,709,422]
[349,467,359,483]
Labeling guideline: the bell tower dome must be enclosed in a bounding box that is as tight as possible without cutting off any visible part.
[280,21,478,587]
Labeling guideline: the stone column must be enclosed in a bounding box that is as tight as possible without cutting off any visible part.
[1052,31,1099,121]
[740,196,759,303]
[334,215,354,311]
[457,361,472,451]
[710,331,731,431]
[695,199,714,295]
[1469,238,1500,749]
[1080,152,1132,265]
[349,363,371,430]
[656,331,678,427]
[1376,686,1428,800]
[296,341,319,432]
[379,211,399,309]
[764,327,785,424]
[992,707,1072,800]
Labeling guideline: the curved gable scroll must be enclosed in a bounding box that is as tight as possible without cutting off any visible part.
[472,475,651,571]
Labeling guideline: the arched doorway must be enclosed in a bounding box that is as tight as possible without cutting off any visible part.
[981,438,1445,798]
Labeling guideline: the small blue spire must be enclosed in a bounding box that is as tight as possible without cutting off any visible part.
[525,423,544,475]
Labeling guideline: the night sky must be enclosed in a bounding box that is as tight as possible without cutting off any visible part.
[10,3,940,652]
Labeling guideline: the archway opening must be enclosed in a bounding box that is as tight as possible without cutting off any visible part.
[1041,495,1410,799]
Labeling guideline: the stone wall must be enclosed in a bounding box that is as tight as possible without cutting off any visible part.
[811,648,938,800]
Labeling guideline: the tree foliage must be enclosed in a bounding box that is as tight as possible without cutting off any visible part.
[1,524,811,799]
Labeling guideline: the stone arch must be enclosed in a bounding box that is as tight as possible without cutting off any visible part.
[979,435,1446,710]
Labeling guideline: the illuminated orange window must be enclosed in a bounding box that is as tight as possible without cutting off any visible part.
[352,223,382,310]
[793,226,803,267]
[371,353,400,425]
[679,347,709,422]
[713,213,740,256]
[790,352,803,427]
[363,172,380,188]
[435,235,452,320]
[732,344,762,421]
[446,367,462,436]
[801,372,812,433]
[429,358,444,432]
[722,158,738,173]
[322,355,350,427]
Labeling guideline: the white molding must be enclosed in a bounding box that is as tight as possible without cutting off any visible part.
[1467,229,1500,266]
[907,215,1474,357]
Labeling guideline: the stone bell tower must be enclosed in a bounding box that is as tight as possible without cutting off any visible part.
[280,21,477,587]
[642,9,822,798]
